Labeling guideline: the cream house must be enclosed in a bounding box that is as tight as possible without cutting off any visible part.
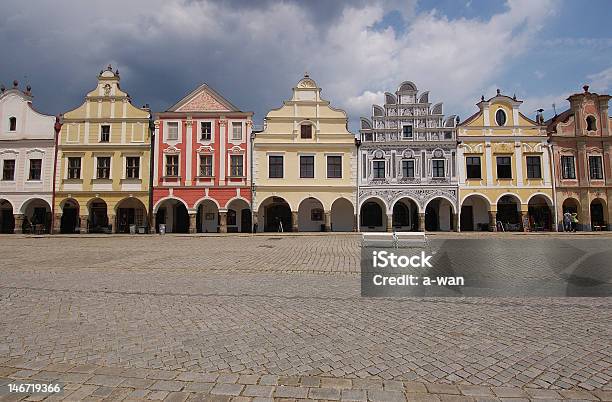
[252,74,357,232]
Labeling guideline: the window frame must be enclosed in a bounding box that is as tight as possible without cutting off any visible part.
[526,155,542,179]
[561,155,576,179]
[466,156,481,179]
[229,154,244,177]
[495,109,507,126]
[402,159,415,178]
[2,159,15,181]
[165,154,180,177]
[589,155,604,180]
[67,157,82,180]
[432,159,445,178]
[586,115,597,132]
[199,154,213,177]
[496,156,512,179]
[166,121,179,141]
[402,125,413,139]
[95,156,111,180]
[299,155,315,178]
[100,124,111,142]
[268,154,284,179]
[8,117,17,132]
[300,124,313,139]
[326,155,342,179]
[125,156,140,180]
[200,121,212,141]
[231,121,242,141]
[372,160,385,179]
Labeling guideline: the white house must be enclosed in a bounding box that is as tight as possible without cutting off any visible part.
[0,81,57,233]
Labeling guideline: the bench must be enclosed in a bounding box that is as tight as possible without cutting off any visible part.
[362,232,426,248]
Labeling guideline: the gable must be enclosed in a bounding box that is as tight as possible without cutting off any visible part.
[170,84,238,113]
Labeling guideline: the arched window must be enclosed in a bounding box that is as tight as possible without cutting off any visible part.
[495,109,507,126]
[586,115,597,131]
[9,117,16,131]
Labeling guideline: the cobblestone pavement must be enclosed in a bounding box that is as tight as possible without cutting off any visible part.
[0,234,610,401]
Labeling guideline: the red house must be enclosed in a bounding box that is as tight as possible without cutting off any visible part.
[152,84,253,233]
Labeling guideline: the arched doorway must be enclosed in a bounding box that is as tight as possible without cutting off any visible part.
[116,198,147,233]
[260,197,292,232]
[591,198,607,231]
[298,197,325,232]
[226,198,251,233]
[528,195,553,231]
[60,199,79,234]
[155,198,189,233]
[360,198,386,232]
[196,199,219,233]
[392,198,419,231]
[331,198,354,232]
[425,197,454,231]
[460,194,490,231]
[0,199,15,234]
[88,199,109,233]
[20,198,52,234]
[496,194,521,231]
[562,198,581,231]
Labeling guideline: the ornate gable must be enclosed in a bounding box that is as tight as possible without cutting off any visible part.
[169,84,239,113]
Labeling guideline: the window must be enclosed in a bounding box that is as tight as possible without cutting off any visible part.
[327,156,342,178]
[402,160,414,178]
[589,155,603,180]
[227,210,237,226]
[126,157,140,179]
[496,156,512,179]
[9,117,16,131]
[269,155,283,178]
[432,159,445,178]
[526,156,541,179]
[100,125,110,142]
[301,124,312,139]
[67,157,81,179]
[232,122,242,140]
[586,116,597,132]
[561,156,576,179]
[200,122,212,141]
[166,155,179,177]
[199,155,213,176]
[230,155,243,177]
[27,159,42,180]
[373,160,385,178]
[2,159,15,180]
[495,109,507,126]
[466,156,481,179]
[96,157,111,179]
[402,125,413,139]
[300,155,314,178]
[167,122,179,140]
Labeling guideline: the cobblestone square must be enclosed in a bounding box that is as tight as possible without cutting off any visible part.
[0,233,610,401]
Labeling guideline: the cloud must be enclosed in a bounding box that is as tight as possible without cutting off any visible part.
[0,0,555,130]
[588,66,612,92]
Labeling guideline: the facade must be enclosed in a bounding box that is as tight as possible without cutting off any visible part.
[457,90,554,231]
[54,66,151,234]
[253,74,357,232]
[152,84,253,233]
[358,81,458,232]
[0,81,57,233]
[546,85,612,230]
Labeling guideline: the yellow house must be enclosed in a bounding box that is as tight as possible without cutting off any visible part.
[457,90,554,231]
[253,74,357,232]
[54,65,151,233]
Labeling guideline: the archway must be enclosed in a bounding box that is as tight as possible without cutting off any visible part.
[259,196,292,232]
[0,199,14,234]
[425,197,455,231]
[116,198,147,233]
[88,199,109,233]
[392,198,418,231]
[20,198,52,234]
[298,197,325,232]
[562,198,581,231]
[331,198,354,232]
[496,194,521,231]
[591,198,608,231]
[226,198,251,233]
[528,195,553,231]
[196,199,219,233]
[360,197,386,232]
[460,194,490,231]
[155,198,189,233]
[60,199,79,234]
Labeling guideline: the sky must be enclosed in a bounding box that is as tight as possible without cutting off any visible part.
[1,0,611,132]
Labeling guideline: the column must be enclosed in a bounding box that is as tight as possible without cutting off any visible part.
[188,212,197,234]
[219,211,227,233]
[452,213,459,232]
[252,212,258,233]
[53,213,62,234]
[386,214,393,232]
[519,208,528,232]
[79,215,89,234]
[353,214,358,232]
[108,214,116,233]
[324,211,331,232]
[148,215,156,234]
[488,211,497,232]
[580,190,591,231]
[291,211,298,232]
[13,214,24,234]
[418,213,425,232]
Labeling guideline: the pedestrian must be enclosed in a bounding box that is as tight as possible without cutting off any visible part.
[563,211,572,232]
[571,212,578,232]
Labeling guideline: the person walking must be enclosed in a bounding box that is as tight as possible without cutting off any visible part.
[571,212,579,232]
[563,211,572,232]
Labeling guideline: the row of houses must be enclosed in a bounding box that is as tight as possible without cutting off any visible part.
[1,66,611,234]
